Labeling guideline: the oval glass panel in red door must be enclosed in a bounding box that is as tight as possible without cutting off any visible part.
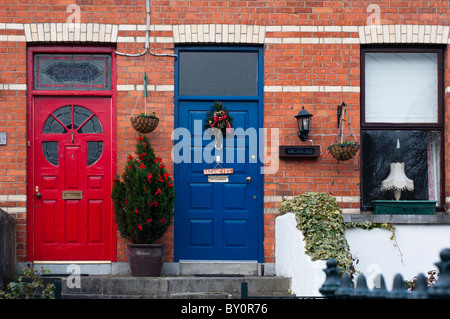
[33,96,113,261]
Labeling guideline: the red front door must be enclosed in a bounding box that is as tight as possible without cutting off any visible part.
[32,96,113,261]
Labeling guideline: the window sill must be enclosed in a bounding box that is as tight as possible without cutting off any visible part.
[343,213,450,225]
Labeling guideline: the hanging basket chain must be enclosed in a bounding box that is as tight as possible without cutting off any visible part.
[131,90,142,117]
[144,73,148,114]
[130,72,159,134]
[130,73,151,117]
[334,102,357,145]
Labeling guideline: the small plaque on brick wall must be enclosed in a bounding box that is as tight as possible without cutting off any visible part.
[279,145,321,158]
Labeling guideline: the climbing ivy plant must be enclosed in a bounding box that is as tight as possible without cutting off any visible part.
[279,192,396,277]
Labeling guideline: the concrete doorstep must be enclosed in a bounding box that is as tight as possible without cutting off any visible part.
[179,260,259,276]
[60,276,292,299]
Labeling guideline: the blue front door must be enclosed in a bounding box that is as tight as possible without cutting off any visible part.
[174,47,263,262]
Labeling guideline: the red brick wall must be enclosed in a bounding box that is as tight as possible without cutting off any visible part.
[0,29,27,260]
[1,0,450,264]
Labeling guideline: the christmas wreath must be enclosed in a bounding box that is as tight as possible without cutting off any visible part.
[204,101,233,136]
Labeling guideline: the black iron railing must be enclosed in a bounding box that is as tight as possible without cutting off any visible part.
[319,248,450,299]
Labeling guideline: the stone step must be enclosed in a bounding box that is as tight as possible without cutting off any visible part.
[60,276,291,299]
[179,261,258,276]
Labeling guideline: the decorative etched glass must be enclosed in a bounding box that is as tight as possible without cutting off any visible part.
[34,54,111,90]
[87,141,103,166]
[42,141,59,166]
[42,105,104,166]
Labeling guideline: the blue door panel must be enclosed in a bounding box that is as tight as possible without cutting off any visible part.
[224,183,247,210]
[190,219,213,246]
[190,183,213,208]
[224,220,247,246]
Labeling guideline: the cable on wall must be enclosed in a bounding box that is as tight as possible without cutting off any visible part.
[115,0,177,58]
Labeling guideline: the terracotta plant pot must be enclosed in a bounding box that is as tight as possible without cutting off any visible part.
[128,244,165,277]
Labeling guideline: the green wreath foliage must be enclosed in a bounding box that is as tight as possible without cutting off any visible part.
[204,101,233,131]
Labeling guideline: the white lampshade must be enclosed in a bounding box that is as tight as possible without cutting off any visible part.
[381,162,414,200]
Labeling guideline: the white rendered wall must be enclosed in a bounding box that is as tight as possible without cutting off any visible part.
[275,213,326,296]
[275,213,450,296]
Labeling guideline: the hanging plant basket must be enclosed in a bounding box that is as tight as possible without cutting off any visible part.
[130,73,159,134]
[327,141,360,161]
[130,114,159,134]
[327,102,360,161]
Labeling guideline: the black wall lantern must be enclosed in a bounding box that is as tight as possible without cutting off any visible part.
[294,106,313,141]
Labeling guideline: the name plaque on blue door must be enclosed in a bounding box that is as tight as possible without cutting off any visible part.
[203,168,234,175]
[208,175,229,183]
